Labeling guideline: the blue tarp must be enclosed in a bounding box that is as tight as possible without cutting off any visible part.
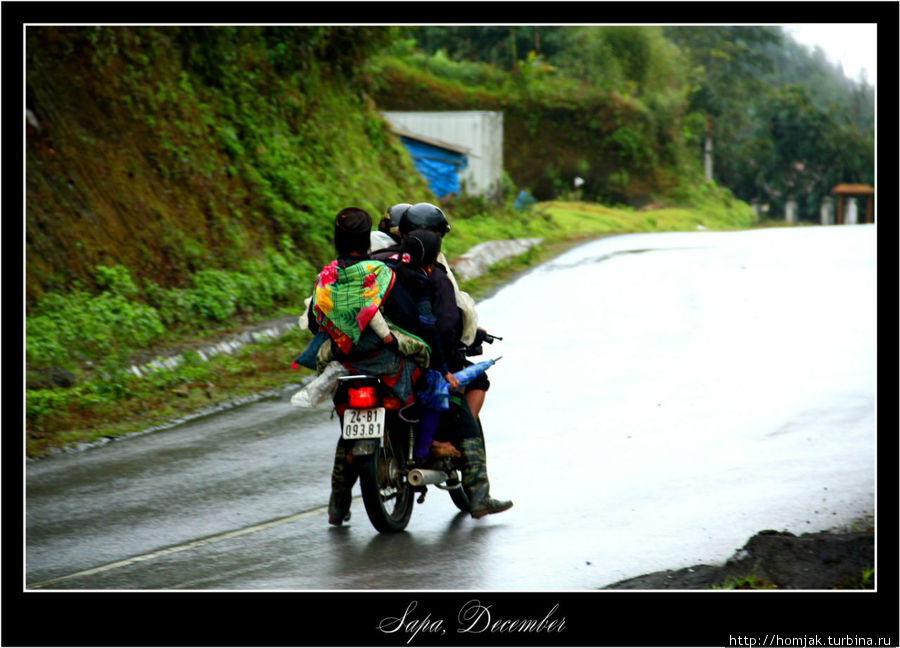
[400,137,468,198]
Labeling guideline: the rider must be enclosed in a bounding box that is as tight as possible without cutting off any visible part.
[308,207,421,525]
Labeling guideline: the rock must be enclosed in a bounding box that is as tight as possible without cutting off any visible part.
[26,366,77,390]
[723,530,874,590]
[26,108,40,132]
[603,529,874,590]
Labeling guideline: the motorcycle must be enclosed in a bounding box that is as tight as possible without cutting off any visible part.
[330,331,501,533]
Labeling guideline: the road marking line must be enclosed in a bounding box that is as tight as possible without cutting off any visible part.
[27,498,360,590]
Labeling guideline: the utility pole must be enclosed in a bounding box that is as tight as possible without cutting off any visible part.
[704,116,714,183]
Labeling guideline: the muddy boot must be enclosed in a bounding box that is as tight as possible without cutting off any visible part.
[328,444,358,526]
[459,437,513,519]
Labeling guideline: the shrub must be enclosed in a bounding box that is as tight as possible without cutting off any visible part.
[25,389,71,424]
[26,266,166,368]
[187,269,240,322]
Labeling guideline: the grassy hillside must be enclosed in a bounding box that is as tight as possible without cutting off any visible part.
[24,26,757,458]
[26,27,431,310]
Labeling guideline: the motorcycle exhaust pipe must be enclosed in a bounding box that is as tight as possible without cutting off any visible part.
[407,468,449,487]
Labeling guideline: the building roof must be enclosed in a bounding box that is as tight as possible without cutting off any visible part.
[388,125,475,157]
[831,183,874,195]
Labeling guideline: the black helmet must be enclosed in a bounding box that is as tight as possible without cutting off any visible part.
[402,229,442,268]
[380,203,411,236]
[399,202,451,236]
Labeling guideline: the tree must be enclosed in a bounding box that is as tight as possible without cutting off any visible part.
[408,26,569,69]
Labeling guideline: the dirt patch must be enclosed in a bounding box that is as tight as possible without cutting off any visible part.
[604,528,875,590]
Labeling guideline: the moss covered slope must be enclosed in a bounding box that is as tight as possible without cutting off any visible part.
[26,27,431,308]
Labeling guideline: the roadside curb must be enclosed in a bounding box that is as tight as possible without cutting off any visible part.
[449,238,542,281]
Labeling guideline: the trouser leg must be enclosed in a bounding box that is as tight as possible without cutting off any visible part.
[413,408,442,460]
[459,435,513,518]
[444,395,513,519]
[328,441,358,525]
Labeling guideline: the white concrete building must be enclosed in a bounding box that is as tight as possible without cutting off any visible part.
[381,111,504,200]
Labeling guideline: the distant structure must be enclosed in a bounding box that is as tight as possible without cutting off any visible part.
[830,183,874,224]
[382,111,504,200]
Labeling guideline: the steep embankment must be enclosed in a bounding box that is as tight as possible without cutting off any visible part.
[26,27,431,309]
[26,27,434,453]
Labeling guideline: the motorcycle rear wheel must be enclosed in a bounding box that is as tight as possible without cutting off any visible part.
[358,431,415,533]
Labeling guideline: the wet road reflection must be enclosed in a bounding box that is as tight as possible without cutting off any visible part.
[26,225,876,590]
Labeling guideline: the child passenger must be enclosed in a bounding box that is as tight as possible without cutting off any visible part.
[390,229,463,464]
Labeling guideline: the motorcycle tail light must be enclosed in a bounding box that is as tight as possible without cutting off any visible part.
[348,386,378,408]
[382,396,403,410]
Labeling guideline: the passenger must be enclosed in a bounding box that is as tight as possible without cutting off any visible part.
[370,202,408,252]
[374,203,512,519]
[307,207,415,400]
[373,202,490,418]
[391,229,463,464]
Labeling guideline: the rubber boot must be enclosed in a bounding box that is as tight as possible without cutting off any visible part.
[459,437,513,519]
[328,444,358,526]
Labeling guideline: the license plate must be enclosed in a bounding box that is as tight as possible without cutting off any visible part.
[342,407,386,440]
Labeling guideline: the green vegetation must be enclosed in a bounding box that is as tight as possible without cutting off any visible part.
[853,567,875,589]
[25,26,871,458]
[710,571,779,590]
[27,26,429,309]
[402,26,873,218]
[26,329,309,458]
[838,567,875,590]
[709,566,875,590]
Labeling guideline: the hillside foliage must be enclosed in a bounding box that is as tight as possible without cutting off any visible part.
[26,26,430,311]
[404,25,874,219]
[25,25,872,379]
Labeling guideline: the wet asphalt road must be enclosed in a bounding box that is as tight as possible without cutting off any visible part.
[25,225,876,590]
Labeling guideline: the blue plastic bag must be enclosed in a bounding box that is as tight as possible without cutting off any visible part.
[293,331,329,370]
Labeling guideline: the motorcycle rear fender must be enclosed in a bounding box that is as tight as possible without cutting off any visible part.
[351,438,380,456]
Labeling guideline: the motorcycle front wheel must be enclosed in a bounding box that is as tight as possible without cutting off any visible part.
[447,470,470,512]
[358,430,415,533]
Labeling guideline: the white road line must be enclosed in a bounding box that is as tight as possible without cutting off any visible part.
[27,499,358,590]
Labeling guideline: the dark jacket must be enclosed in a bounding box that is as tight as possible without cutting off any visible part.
[371,246,465,373]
